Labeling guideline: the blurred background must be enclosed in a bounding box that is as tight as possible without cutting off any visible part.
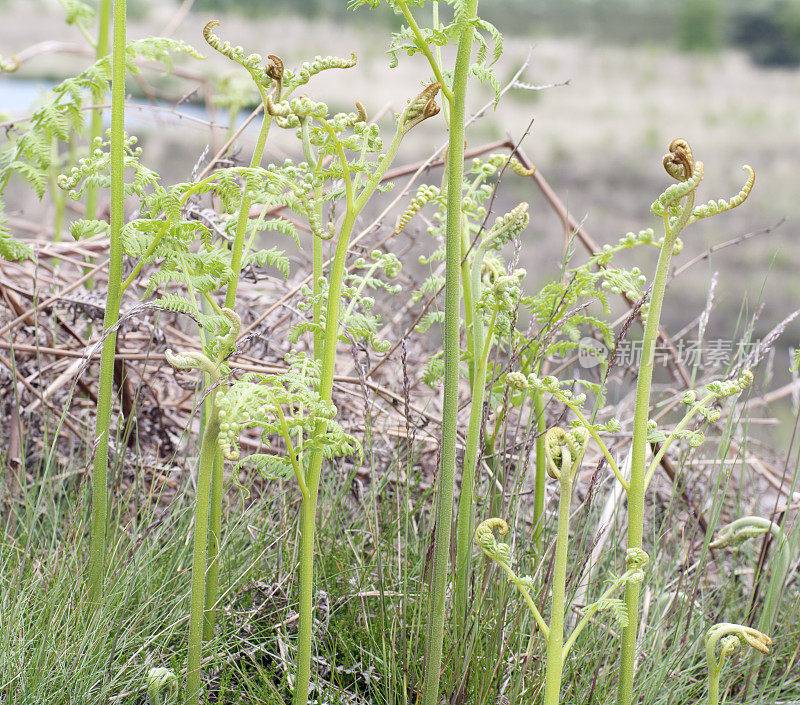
[2,0,800,422]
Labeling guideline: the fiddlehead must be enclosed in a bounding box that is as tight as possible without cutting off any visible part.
[398,82,442,134]
[705,623,772,705]
[147,667,178,705]
[394,184,442,234]
[203,20,277,89]
[475,517,512,568]
[543,426,589,482]
[709,515,785,550]
[164,349,219,380]
[690,165,755,223]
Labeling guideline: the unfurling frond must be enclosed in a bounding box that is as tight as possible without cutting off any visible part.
[709,515,785,550]
[543,426,589,481]
[284,52,357,91]
[398,83,442,134]
[594,598,629,629]
[651,161,705,217]
[394,184,441,234]
[203,20,274,88]
[475,518,512,569]
[164,349,218,378]
[147,668,178,705]
[690,165,755,223]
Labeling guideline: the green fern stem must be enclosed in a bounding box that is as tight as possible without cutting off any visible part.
[299,117,325,359]
[203,88,277,641]
[459,217,476,384]
[616,215,685,705]
[533,388,547,552]
[454,233,498,638]
[49,141,66,242]
[421,2,478,704]
[543,470,572,705]
[84,0,112,223]
[87,0,126,607]
[292,129,403,705]
[292,203,357,705]
[223,89,275,310]
[454,302,495,637]
[185,406,220,705]
[202,447,224,641]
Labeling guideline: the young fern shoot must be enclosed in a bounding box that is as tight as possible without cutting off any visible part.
[705,623,772,705]
[616,139,755,705]
[476,446,648,705]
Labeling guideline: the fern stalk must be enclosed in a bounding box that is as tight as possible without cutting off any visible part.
[202,98,276,642]
[454,241,495,638]
[84,0,111,223]
[86,0,126,607]
[616,210,687,705]
[185,408,220,705]
[533,387,546,551]
[543,469,572,704]
[420,2,479,703]
[292,131,403,705]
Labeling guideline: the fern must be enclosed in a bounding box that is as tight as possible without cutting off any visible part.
[0,199,32,261]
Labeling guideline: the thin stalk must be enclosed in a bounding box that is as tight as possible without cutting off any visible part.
[707,664,721,705]
[543,472,572,705]
[300,117,324,360]
[203,90,276,640]
[86,0,125,607]
[185,408,220,705]
[454,299,495,636]
[223,92,274,310]
[84,0,112,223]
[533,388,546,551]
[291,206,358,705]
[202,447,224,640]
[292,129,403,705]
[421,2,478,703]
[616,219,682,705]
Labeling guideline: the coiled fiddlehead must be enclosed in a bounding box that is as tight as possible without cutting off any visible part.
[543,427,589,482]
[705,623,772,705]
[394,184,442,234]
[203,20,278,89]
[164,349,219,379]
[475,517,512,569]
[147,667,178,705]
[398,82,442,134]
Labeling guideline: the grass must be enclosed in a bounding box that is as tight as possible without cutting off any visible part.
[1,388,798,705]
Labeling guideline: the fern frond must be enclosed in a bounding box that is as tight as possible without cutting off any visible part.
[394,184,441,234]
[690,165,755,223]
[651,161,705,217]
[0,200,31,261]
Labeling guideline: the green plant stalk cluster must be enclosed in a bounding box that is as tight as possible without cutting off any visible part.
[292,123,404,705]
[475,429,647,705]
[454,212,528,636]
[201,84,277,644]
